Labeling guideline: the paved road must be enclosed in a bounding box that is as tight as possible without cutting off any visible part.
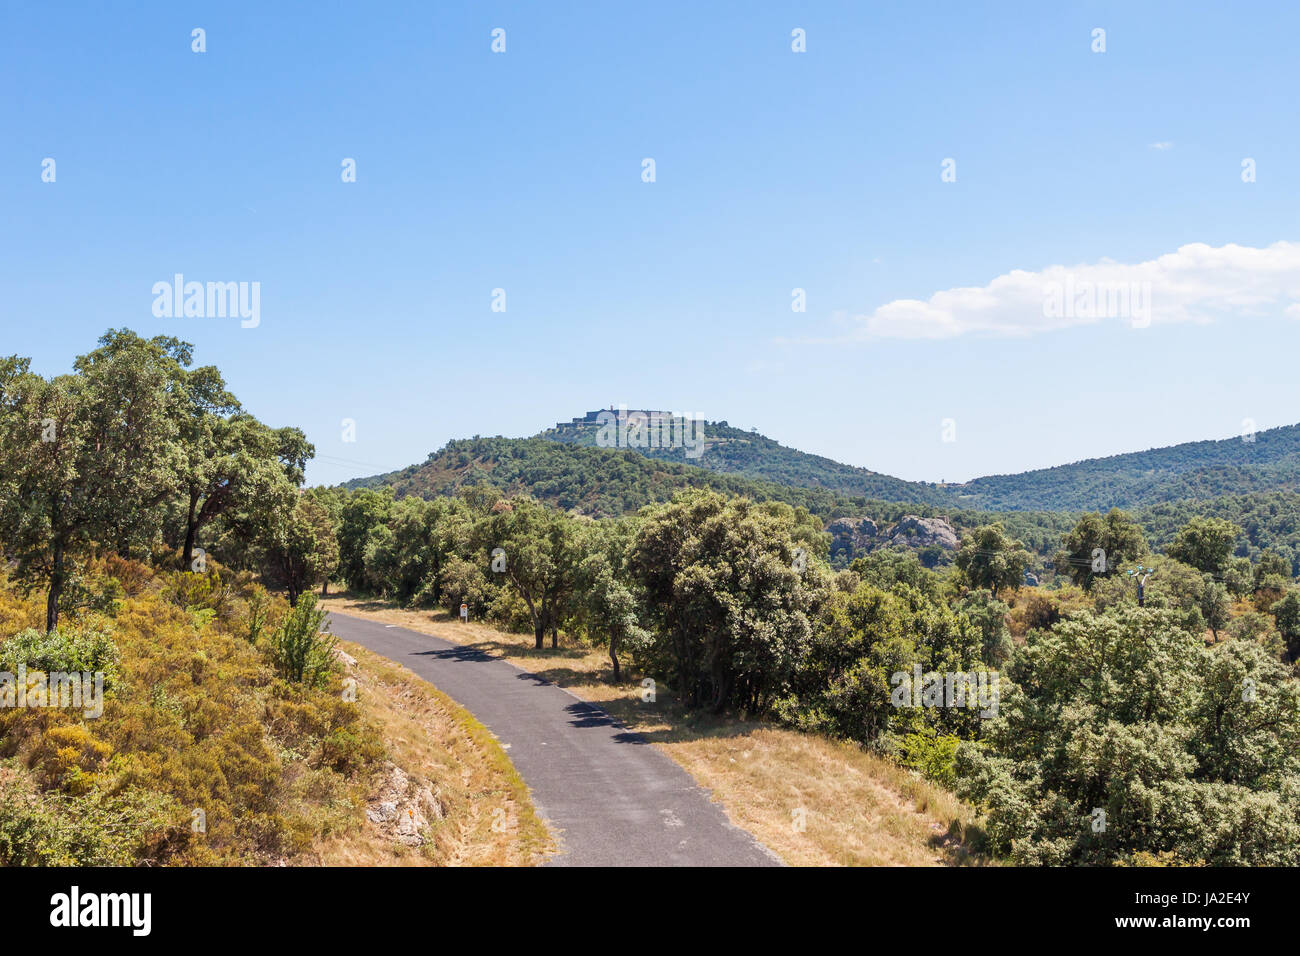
[327,611,779,867]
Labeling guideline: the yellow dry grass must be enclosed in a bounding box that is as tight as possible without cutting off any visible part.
[322,593,990,866]
[305,641,553,866]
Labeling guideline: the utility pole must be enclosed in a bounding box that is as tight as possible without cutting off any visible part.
[1127,565,1156,607]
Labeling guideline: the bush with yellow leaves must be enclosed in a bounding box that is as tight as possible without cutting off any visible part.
[0,557,386,865]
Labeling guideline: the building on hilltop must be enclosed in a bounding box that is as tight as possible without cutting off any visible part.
[562,406,673,428]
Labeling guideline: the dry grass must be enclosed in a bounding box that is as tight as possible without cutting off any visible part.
[322,593,990,867]
[304,641,553,866]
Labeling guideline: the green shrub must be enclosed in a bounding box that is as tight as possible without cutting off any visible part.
[319,726,385,774]
[888,731,961,789]
[244,586,273,643]
[0,626,121,689]
[0,779,181,866]
[268,594,338,688]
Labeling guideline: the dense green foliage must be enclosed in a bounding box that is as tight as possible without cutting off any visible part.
[954,524,1032,594]
[957,607,1300,865]
[1124,492,1300,586]
[628,493,828,712]
[779,580,986,749]
[543,417,950,505]
[0,331,315,624]
[1053,509,1149,589]
[344,436,904,519]
[269,594,338,688]
[956,423,1300,511]
[0,625,122,688]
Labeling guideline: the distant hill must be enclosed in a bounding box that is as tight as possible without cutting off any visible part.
[342,436,907,519]
[542,412,1300,513]
[540,411,949,506]
[342,414,1300,554]
[952,423,1300,511]
[337,435,1072,561]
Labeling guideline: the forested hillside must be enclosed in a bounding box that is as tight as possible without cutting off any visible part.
[1137,491,1300,574]
[542,416,948,505]
[352,416,1300,523]
[344,436,921,519]
[340,436,1080,567]
[955,423,1300,511]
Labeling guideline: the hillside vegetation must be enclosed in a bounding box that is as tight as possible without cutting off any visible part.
[344,435,915,519]
[954,423,1300,511]
[543,416,948,505]
[540,414,1300,514]
[345,428,1300,576]
[0,559,549,865]
[319,482,1300,865]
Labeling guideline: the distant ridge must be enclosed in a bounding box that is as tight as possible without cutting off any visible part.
[343,412,1300,517]
[340,435,927,518]
[541,414,948,506]
[953,422,1300,510]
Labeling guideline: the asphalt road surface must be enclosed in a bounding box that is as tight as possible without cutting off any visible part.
[327,611,779,867]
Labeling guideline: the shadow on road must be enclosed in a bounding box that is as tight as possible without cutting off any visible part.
[413,645,495,663]
[562,700,634,733]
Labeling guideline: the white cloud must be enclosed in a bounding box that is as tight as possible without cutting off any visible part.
[840,241,1300,341]
[1149,141,1174,150]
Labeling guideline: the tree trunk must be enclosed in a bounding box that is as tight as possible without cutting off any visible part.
[521,586,543,649]
[677,632,694,707]
[46,540,65,632]
[609,636,621,683]
[541,596,556,648]
[182,491,199,569]
[710,665,733,714]
[321,579,329,597]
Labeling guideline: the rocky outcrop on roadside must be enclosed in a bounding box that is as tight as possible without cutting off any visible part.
[366,762,445,847]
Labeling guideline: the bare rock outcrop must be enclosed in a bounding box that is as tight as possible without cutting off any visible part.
[827,517,878,561]
[883,515,959,551]
[828,514,959,563]
[366,762,445,847]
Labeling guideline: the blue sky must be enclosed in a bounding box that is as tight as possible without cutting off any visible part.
[3,1,1299,486]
